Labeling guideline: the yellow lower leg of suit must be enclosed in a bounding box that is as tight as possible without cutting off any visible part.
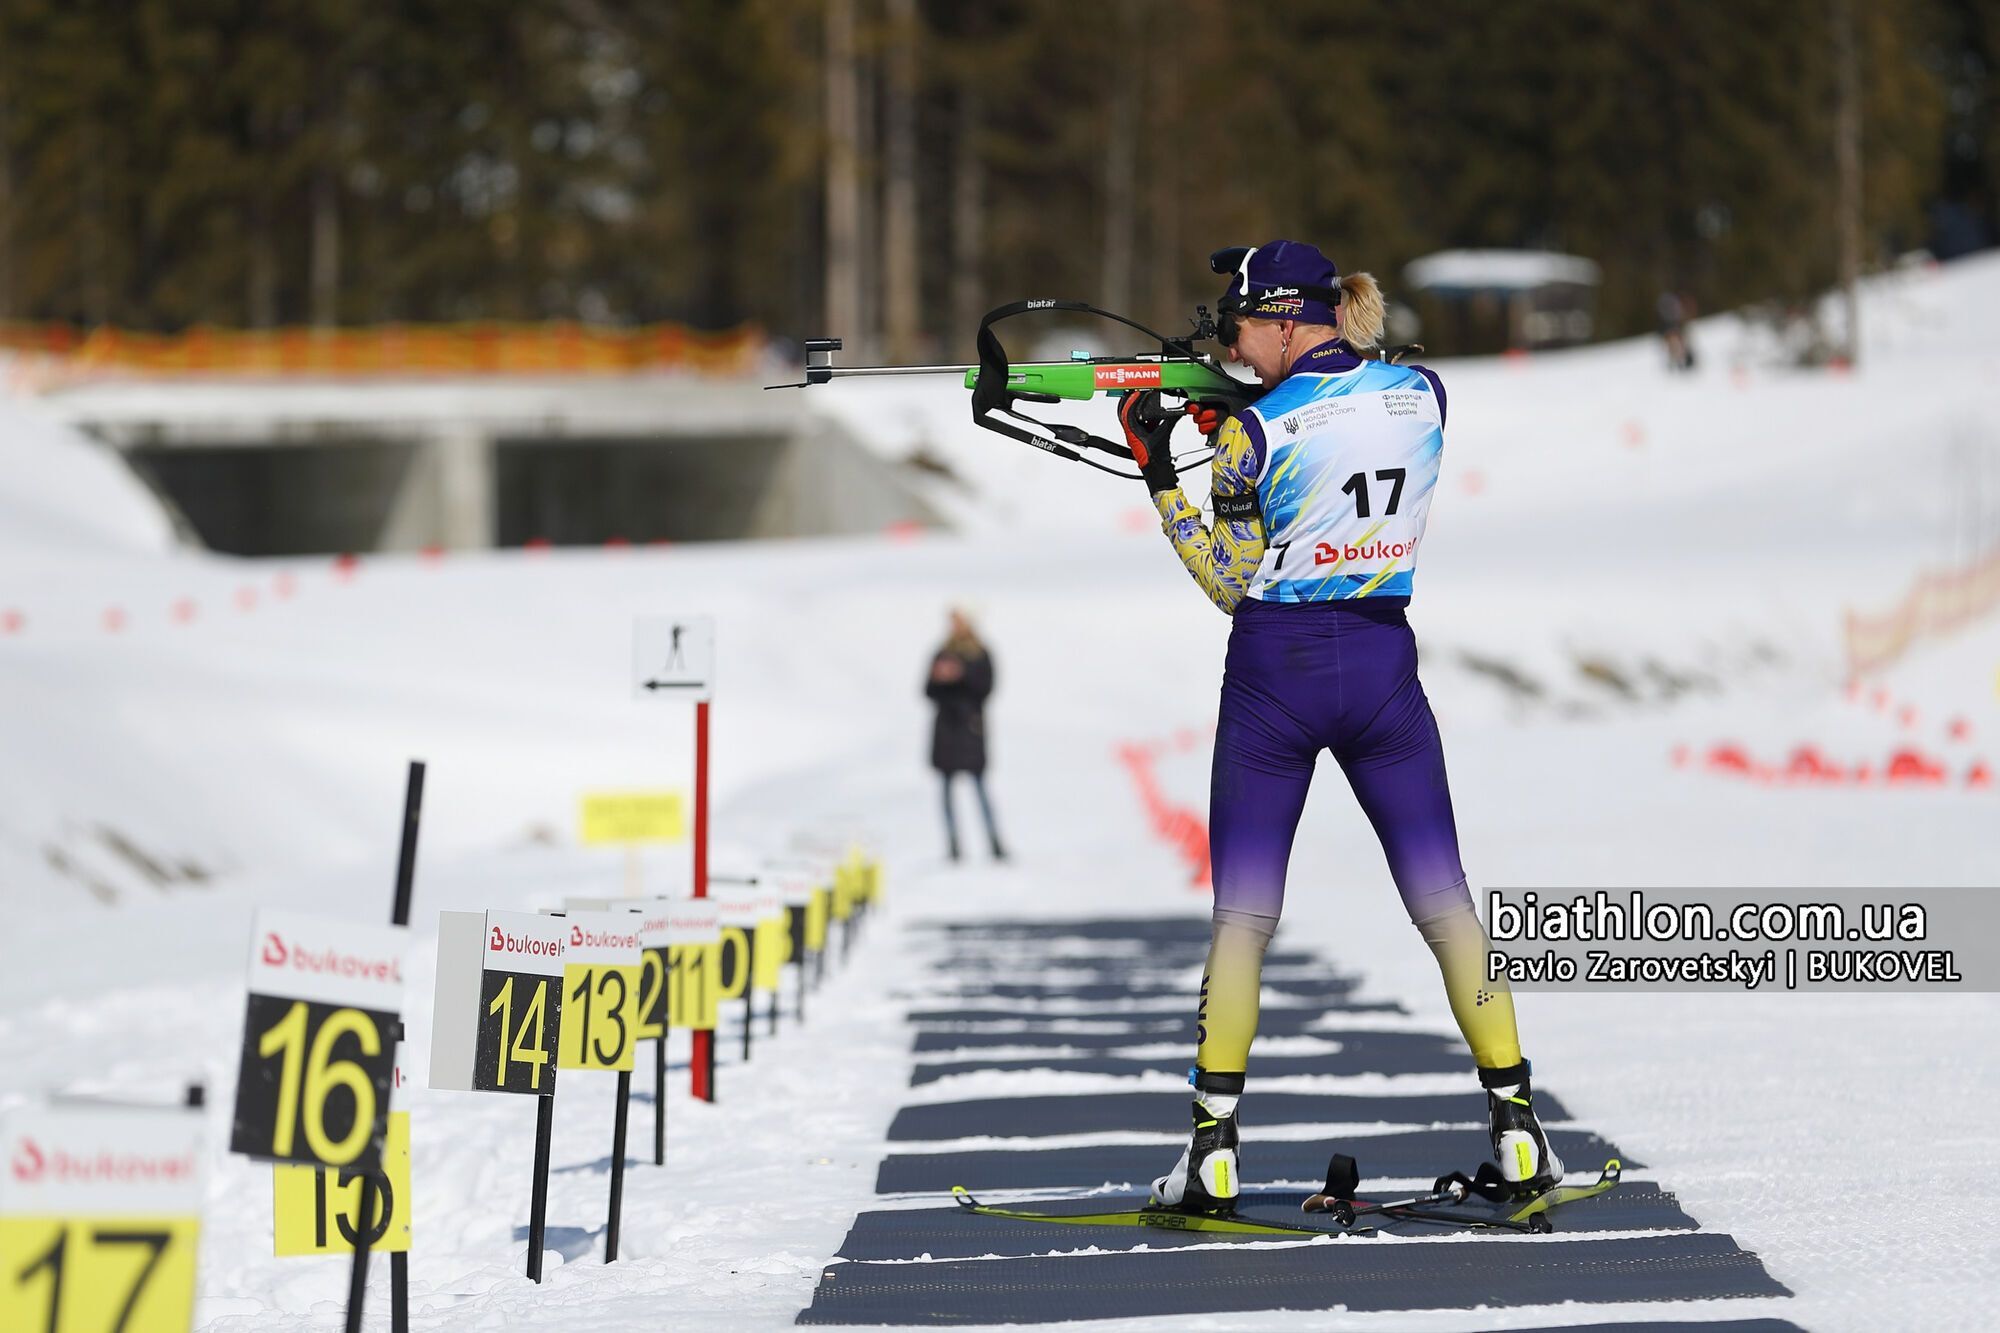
[1196,887,1521,1076]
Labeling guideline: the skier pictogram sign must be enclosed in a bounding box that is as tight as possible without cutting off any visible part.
[632,616,714,701]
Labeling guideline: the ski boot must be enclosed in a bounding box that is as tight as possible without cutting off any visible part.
[1150,1073,1242,1213]
[1480,1059,1564,1197]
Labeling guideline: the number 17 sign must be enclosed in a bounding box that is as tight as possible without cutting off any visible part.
[1,1099,205,1333]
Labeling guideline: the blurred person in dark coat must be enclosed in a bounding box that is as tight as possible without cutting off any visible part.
[925,608,1006,863]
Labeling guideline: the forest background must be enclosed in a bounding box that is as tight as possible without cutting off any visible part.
[0,0,1993,359]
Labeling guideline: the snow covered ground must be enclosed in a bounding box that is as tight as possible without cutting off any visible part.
[3,255,1999,1330]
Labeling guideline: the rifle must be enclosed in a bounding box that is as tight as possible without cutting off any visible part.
[767,298,1257,480]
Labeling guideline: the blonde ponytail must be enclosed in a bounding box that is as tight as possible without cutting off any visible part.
[1337,272,1385,350]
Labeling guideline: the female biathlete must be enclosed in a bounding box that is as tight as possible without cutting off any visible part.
[1114,240,1564,1212]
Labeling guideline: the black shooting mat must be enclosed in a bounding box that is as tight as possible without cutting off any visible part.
[837,1180,1698,1261]
[800,915,1792,1326]
[922,950,1321,977]
[886,1088,1574,1141]
[910,1040,1469,1085]
[876,1127,1635,1194]
[797,1234,1792,1324]
[904,1000,1401,1024]
[915,916,1216,942]
[908,1020,1436,1056]
[929,976,1380,1003]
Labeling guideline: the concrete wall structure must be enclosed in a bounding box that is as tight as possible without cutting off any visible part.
[41,376,938,555]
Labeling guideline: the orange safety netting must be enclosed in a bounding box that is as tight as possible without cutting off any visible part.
[1844,546,2000,680]
[0,320,766,379]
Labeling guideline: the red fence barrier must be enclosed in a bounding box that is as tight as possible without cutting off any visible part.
[0,320,767,384]
[1844,546,2000,680]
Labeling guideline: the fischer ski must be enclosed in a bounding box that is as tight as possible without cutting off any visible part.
[1302,1155,1623,1235]
[951,1186,1366,1239]
[1504,1158,1622,1225]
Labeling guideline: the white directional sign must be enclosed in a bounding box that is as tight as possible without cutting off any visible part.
[633,615,715,702]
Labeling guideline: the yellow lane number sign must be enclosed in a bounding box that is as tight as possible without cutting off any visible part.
[272,1110,411,1256]
[1,1099,205,1333]
[556,912,642,1072]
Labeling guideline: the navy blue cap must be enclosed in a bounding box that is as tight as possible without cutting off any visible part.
[1212,240,1343,325]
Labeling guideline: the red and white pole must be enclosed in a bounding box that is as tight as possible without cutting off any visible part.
[690,699,716,1101]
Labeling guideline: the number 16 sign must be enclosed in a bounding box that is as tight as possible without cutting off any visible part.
[230,910,405,1170]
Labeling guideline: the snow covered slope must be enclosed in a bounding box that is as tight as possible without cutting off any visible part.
[2,256,1998,1330]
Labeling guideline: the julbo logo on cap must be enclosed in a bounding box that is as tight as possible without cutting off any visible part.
[1212,240,1342,327]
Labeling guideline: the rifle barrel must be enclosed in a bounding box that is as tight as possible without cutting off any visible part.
[820,364,977,379]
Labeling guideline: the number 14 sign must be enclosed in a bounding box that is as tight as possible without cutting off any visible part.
[430,911,567,1096]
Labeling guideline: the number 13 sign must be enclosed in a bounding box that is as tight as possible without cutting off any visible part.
[230,911,405,1170]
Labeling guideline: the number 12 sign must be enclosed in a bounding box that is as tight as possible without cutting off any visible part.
[230,910,405,1170]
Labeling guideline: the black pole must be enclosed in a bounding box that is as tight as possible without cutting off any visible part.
[653,1037,666,1165]
[347,760,425,1333]
[606,1071,631,1262]
[740,934,755,1064]
[796,956,808,1023]
[345,1175,380,1330]
[527,1094,554,1282]
[390,762,425,926]
[768,981,779,1037]
[391,1253,408,1333]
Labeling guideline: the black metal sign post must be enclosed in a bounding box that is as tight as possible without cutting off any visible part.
[606,1069,632,1260]
[347,759,424,1333]
[527,1096,554,1281]
[653,1030,668,1165]
[737,930,756,1064]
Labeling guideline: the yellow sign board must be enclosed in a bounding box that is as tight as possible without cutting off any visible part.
[273,1111,412,1256]
[0,1217,202,1332]
[806,887,831,952]
[558,962,642,1071]
[579,792,686,846]
[753,916,790,992]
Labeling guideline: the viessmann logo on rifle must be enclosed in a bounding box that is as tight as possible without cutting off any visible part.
[1093,364,1162,390]
[259,932,402,984]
